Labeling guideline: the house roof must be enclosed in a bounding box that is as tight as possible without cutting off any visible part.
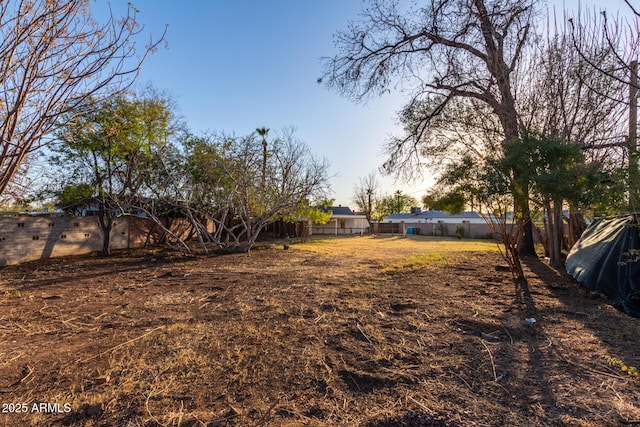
[384,210,484,220]
[312,205,368,221]
[318,205,356,216]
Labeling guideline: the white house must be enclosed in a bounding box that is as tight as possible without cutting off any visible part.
[382,209,489,224]
[309,206,370,236]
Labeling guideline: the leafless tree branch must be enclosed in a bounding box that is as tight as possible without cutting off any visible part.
[0,0,166,197]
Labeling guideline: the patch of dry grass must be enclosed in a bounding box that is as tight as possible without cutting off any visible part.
[293,235,499,271]
[295,234,497,253]
[2,239,640,426]
[383,252,451,271]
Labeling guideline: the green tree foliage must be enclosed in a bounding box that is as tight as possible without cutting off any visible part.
[299,205,332,225]
[50,92,174,255]
[422,190,465,215]
[460,147,528,287]
[377,191,418,217]
[442,131,618,270]
[56,183,95,216]
[501,132,618,267]
[280,201,332,241]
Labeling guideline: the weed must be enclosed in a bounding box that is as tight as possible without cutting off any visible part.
[605,355,639,378]
[3,288,21,297]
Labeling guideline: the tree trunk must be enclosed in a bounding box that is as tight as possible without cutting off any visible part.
[519,203,537,257]
[551,200,564,268]
[513,186,537,258]
[547,199,564,269]
[505,139,537,258]
[185,207,209,254]
[98,206,113,256]
[567,209,586,250]
[542,200,552,258]
[544,199,557,266]
[532,222,548,257]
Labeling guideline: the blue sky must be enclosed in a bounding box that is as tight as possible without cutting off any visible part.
[102,0,632,207]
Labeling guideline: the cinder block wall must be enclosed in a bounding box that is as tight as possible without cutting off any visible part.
[0,215,207,266]
[128,216,209,247]
[0,215,129,266]
[374,222,497,239]
[129,216,163,248]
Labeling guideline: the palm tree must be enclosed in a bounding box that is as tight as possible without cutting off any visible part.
[256,127,269,187]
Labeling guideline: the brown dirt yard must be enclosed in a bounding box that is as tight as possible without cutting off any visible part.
[1,235,639,426]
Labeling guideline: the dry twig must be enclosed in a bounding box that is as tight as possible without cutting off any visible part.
[356,322,374,344]
[77,325,165,363]
[252,399,280,427]
[478,337,498,382]
[407,395,433,414]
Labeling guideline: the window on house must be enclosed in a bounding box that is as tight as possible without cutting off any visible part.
[340,220,346,229]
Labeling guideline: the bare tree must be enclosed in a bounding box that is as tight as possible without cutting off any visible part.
[168,129,331,254]
[568,4,640,92]
[321,0,539,255]
[0,0,165,197]
[568,4,640,208]
[518,12,629,249]
[352,171,380,222]
[521,12,627,158]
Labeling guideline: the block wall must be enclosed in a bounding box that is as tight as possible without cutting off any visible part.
[0,215,129,266]
[0,215,211,266]
[128,216,211,247]
[373,222,497,239]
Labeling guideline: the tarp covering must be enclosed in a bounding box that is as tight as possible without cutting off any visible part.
[566,215,640,317]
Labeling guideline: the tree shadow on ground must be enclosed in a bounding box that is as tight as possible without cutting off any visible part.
[3,249,194,291]
[520,256,640,422]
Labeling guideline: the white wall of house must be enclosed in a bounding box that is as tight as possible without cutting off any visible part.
[383,214,493,225]
[431,217,487,225]
[309,216,369,236]
[383,217,427,224]
[384,218,488,224]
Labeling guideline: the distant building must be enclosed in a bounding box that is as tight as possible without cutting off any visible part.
[309,205,370,236]
[382,209,488,224]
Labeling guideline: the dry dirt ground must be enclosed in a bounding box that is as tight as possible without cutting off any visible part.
[0,235,639,427]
